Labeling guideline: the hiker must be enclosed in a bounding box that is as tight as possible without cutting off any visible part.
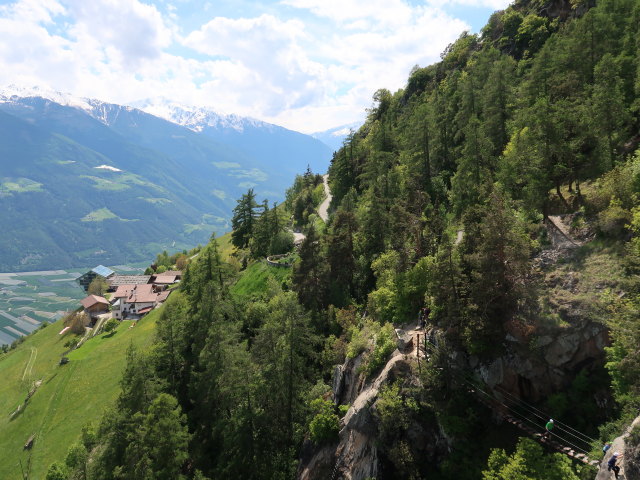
[608,451,623,478]
[542,418,554,439]
[603,442,612,456]
[419,307,430,329]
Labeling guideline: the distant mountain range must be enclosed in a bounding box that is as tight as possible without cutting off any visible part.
[311,122,361,152]
[0,86,332,271]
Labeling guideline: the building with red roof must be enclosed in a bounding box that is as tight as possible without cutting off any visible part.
[111,283,171,320]
[80,295,110,316]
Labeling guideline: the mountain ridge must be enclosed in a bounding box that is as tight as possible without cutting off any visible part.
[0,87,332,271]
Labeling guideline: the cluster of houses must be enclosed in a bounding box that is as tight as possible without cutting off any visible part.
[77,265,181,323]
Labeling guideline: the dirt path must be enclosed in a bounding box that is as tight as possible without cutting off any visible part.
[21,346,37,381]
[290,174,332,246]
[318,174,332,222]
[455,229,464,246]
[91,313,111,338]
[547,215,581,249]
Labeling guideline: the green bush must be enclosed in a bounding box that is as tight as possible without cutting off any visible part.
[363,323,397,376]
[269,231,294,255]
[597,197,631,237]
[346,325,369,359]
[345,320,397,377]
[103,318,119,333]
[368,286,397,323]
[45,461,68,480]
[309,397,340,444]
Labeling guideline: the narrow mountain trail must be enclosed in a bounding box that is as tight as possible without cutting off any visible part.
[91,313,111,338]
[318,174,332,222]
[402,325,601,467]
[288,174,332,247]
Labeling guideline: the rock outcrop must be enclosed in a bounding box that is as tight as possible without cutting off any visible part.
[595,416,640,480]
[472,319,609,403]
[298,349,447,480]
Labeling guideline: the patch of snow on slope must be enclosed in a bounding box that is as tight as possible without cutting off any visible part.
[95,165,123,172]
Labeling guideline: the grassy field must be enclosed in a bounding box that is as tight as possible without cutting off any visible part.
[231,259,291,298]
[0,302,162,480]
[216,231,235,261]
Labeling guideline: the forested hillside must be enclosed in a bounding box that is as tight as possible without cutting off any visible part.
[20,0,640,479]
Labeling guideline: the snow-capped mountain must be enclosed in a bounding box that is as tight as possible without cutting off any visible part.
[133,98,272,134]
[0,86,276,134]
[311,121,362,152]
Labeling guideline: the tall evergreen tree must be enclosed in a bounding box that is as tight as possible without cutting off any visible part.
[231,189,258,249]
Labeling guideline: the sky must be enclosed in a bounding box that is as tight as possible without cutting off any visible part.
[0,0,511,133]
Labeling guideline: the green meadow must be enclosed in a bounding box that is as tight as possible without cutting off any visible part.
[0,305,161,480]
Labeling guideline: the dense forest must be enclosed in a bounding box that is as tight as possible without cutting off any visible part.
[44,0,640,478]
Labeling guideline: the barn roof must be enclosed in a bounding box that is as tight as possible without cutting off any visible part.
[81,295,109,309]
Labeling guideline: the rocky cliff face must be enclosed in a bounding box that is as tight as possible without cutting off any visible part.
[297,349,450,480]
[469,318,609,403]
[595,416,640,480]
[298,217,614,479]
[298,314,609,479]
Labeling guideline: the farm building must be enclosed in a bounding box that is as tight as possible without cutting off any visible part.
[111,284,171,320]
[80,295,110,316]
[107,275,152,291]
[76,265,115,291]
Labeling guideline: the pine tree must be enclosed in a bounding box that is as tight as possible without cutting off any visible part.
[231,189,258,249]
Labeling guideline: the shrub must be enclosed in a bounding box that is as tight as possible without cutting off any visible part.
[45,461,68,480]
[345,320,397,376]
[309,397,340,444]
[103,318,119,334]
[269,231,294,255]
[363,322,397,376]
[597,197,631,237]
[368,286,398,323]
[338,404,350,416]
[63,336,80,349]
[346,326,369,359]
[64,312,89,335]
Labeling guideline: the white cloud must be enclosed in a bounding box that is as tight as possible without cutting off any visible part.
[65,0,173,67]
[183,14,327,116]
[428,0,511,9]
[0,0,488,132]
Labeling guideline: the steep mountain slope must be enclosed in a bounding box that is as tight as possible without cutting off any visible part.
[0,91,332,271]
[135,100,334,197]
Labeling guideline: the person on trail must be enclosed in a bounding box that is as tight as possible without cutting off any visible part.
[603,442,612,456]
[608,451,623,478]
[542,418,554,439]
[418,307,430,329]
